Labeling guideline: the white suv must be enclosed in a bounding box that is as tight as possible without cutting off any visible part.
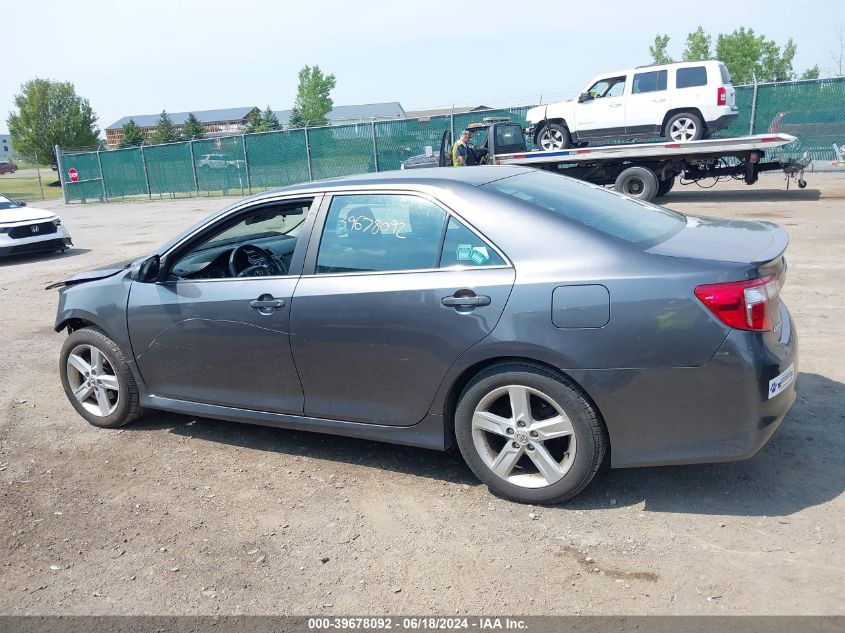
[527,60,738,150]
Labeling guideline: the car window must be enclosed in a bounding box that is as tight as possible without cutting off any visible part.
[316,194,447,274]
[482,171,685,247]
[439,216,506,268]
[632,70,667,94]
[0,194,20,210]
[494,125,525,153]
[170,201,312,279]
[719,63,731,84]
[588,76,626,98]
[676,66,708,89]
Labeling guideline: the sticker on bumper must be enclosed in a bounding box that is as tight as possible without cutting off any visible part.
[768,363,795,399]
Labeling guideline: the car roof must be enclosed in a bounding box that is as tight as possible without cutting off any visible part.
[248,165,536,198]
[596,59,723,78]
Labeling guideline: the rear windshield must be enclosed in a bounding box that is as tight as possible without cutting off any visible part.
[482,171,684,246]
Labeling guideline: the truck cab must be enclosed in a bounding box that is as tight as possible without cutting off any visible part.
[401,119,526,170]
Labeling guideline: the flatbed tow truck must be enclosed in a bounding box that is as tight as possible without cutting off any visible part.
[401,118,810,202]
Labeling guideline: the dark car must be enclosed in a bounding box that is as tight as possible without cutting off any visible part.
[52,166,796,504]
[0,161,18,174]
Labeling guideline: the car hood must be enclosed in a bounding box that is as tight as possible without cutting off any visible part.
[0,207,58,225]
[648,215,788,264]
[45,257,141,290]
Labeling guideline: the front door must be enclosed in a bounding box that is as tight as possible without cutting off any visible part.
[127,199,316,414]
[439,130,453,166]
[573,74,628,139]
[290,192,515,426]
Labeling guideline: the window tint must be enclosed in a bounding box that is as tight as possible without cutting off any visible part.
[439,216,506,268]
[676,66,708,88]
[588,76,626,98]
[632,70,667,94]
[482,171,685,247]
[719,63,731,84]
[317,194,447,274]
[494,125,525,153]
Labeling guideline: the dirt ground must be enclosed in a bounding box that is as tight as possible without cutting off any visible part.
[1,172,843,616]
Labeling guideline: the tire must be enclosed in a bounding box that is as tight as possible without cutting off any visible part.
[614,166,658,202]
[454,362,607,505]
[664,112,704,142]
[60,327,143,429]
[535,123,572,151]
[656,176,675,198]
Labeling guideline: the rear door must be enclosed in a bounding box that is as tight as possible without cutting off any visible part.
[290,192,515,426]
[625,69,668,134]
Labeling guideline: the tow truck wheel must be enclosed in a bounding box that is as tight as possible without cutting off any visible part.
[656,176,675,198]
[536,123,572,151]
[614,166,658,202]
[798,178,807,189]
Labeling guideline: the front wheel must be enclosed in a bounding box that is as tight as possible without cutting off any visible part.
[60,327,143,428]
[454,362,607,505]
[614,166,659,202]
[535,123,572,151]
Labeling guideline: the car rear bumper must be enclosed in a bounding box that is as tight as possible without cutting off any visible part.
[705,109,739,133]
[570,302,797,468]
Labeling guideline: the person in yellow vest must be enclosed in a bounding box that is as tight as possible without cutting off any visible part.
[451,130,473,167]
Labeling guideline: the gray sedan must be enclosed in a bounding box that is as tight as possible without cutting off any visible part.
[52,166,797,504]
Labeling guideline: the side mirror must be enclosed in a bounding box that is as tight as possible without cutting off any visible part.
[16,200,26,207]
[133,255,161,283]
[578,92,592,103]
[424,145,434,158]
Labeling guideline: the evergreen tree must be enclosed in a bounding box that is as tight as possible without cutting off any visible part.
[262,106,281,131]
[119,119,144,148]
[149,110,177,145]
[245,109,269,134]
[287,104,305,129]
[182,112,204,140]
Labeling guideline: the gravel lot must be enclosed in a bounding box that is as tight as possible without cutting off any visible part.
[1,174,843,615]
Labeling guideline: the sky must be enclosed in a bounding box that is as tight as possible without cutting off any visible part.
[2,0,843,134]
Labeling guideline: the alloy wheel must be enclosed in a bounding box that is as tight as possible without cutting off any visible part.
[669,117,698,142]
[471,385,577,488]
[539,128,565,150]
[66,344,120,417]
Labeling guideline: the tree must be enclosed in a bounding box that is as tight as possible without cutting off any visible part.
[262,106,281,131]
[715,28,796,83]
[287,104,304,129]
[291,65,336,127]
[683,26,712,61]
[649,34,673,64]
[829,24,844,76]
[149,110,177,145]
[245,108,269,134]
[182,112,204,140]
[119,119,144,148]
[801,65,821,80]
[6,78,99,163]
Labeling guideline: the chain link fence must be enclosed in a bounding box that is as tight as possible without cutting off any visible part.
[55,78,844,204]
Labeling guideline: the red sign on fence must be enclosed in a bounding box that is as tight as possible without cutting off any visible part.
[68,168,79,183]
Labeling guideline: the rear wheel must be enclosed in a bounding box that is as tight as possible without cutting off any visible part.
[60,327,143,428]
[656,176,675,198]
[535,123,572,151]
[454,362,606,505]
[665,112,704,142]
[614,166,658,202]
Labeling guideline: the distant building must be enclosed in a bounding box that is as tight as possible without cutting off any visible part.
[105,107,259,149]
[273,102,406,128]
[405,105,494,121]
[0,132,11,159]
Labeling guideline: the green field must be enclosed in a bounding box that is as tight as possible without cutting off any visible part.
[0,171,64,203]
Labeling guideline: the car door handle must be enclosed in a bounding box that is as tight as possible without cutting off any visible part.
[653,98,666,103]
[249,295,285,311]
[441,294,491,307]
[609,103,622,108]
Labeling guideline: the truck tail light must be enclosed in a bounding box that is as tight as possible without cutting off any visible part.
[695,275,780,331]
[717,86,727,106]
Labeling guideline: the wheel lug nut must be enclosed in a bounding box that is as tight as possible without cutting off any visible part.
[527,444,535,451]
[506,428,514,435]
[517,420,526,428]
[529,430,538,438]
[511,442,520,449]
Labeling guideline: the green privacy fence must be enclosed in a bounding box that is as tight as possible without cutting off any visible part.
[57,78,844,203]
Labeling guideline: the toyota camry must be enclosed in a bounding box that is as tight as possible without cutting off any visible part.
[51,166,797,504]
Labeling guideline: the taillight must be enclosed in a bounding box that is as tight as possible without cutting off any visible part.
[695,275,780,331]
[717,86,727,106]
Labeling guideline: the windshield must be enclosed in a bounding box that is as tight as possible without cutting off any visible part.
[0,194,21,211]
[482,171,685,246]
